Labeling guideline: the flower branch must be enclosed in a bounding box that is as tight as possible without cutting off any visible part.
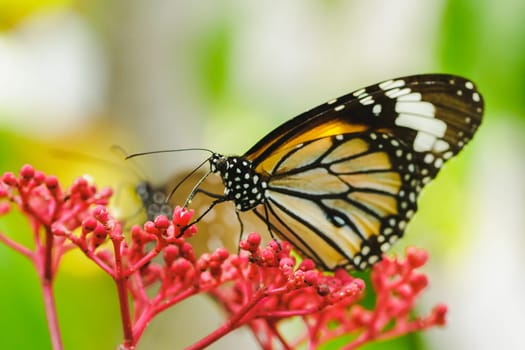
[0,165,447,349]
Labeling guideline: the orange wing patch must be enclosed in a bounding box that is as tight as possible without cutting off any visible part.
[251,120,369,172]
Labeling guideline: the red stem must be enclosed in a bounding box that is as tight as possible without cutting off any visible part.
[0,231,33,258]
[38,227,63,350]
[265,321,292,350]
[41,277,63,350]
[112,239,134,349]
[126,243,163,276]
[66,234,115,276]
[44,227,54,280]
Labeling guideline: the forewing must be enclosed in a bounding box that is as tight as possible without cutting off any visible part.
[246,74,483,184]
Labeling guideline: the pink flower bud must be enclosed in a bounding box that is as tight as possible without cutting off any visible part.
[214,248,229,261]
[304,270,319,285]
[33,171,45,184]
[144,221,157,235]
[82,217,98,233]
[247,232,261,246]
[0,184,8,197]
[180,242,195,261]
[45,175,59,190]
[93,206,110,223]
[432,304,448,326]
[172,258,192,276]
[409,273,428,293]
[154,215,170,229]
[299,259,315,271]
[2,172,17,186]
[406,246,428,268]
[279,257,295,270]
[20,164,35,179]
[164,245,179,266]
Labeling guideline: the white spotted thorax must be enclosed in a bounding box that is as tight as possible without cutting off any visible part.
[210,153,268,211]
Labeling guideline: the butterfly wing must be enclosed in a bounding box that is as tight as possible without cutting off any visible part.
[245,74,483,182]
[245,74,483,270]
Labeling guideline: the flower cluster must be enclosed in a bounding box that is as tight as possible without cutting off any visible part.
[207,235,447,350]
[0,165,447,350]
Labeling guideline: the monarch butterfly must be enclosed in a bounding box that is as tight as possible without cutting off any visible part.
[135,74,484,271]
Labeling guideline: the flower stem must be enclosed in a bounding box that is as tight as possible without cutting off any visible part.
[0,230,33,258]
[113,239,134,349]
[41,273,63,350]
[38,225,63,350]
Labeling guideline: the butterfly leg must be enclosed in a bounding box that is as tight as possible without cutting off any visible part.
[235,211,244,254]
[261,204,282,252]
[177,196,227,237]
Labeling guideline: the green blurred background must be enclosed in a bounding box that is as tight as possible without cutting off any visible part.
[1,0,524,349]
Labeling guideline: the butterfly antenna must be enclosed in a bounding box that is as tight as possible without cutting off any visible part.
[167,157,212,205]
[110,145,149,182]
[125,148,214,159]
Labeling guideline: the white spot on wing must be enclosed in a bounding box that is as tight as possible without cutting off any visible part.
[396,92,422,102]
[424,153,435,164]
[360,95,375,105]
[465,81,474,90]
[385,88,412,99]
[368,256,379,265]
[372,104,382,116]
[433,139,450,152]
[327,98,337,105]
[412,132,438,152]
[443,151,454,159]
[334,104,345,111]
[379,79,405,90]
[395,101,436,118]
[395,113,447,137]
[352,88,366,97]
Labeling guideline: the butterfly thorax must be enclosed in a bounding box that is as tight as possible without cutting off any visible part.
[210,154,268,211]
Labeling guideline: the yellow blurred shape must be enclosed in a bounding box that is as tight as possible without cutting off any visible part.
[0,0,73,31]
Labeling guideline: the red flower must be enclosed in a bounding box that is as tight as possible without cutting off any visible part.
[0,165,446,350]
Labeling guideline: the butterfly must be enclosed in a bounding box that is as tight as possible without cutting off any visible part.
[158,74,484,271]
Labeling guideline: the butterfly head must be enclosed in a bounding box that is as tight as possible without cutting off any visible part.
[210,153,267,211]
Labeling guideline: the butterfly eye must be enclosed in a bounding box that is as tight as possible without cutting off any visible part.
[215,157,229,174]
